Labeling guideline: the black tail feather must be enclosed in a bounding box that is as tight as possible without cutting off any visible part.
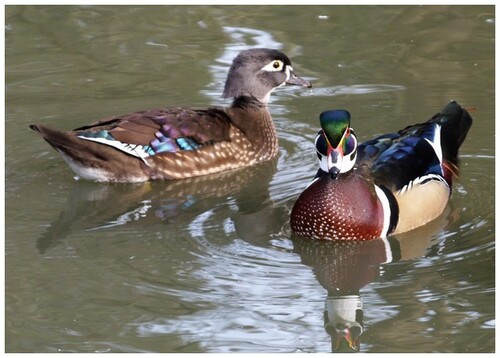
[433,100,473,164]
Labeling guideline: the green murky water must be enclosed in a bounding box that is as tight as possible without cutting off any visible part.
[5,5,494,352]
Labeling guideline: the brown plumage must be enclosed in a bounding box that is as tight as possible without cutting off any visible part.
[30,48,311,182]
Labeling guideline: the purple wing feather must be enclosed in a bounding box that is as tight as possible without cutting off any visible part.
[73,107,232,156]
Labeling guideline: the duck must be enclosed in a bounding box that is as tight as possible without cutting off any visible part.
[290,101,473,241]
[30,48,311,182]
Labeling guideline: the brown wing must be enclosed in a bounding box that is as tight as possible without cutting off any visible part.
[73,107,232,147]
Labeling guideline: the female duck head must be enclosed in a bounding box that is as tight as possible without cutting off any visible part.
[222,48,311,103]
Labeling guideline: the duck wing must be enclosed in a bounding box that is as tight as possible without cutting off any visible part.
[358,101,473,192]
[73,107,232,158]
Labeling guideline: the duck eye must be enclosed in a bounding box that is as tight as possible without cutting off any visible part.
[262,60,284,72]
[315,132,329,156]
[343,131,358,155]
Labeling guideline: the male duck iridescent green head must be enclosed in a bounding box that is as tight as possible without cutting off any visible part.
[315,109,358,178]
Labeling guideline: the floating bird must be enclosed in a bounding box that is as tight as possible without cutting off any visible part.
[290,101,473,240]
[30,48,311,182]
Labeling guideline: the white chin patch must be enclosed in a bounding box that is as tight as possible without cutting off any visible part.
[318,154,329,173]
[260,90,273,104]
[340,152,357,174]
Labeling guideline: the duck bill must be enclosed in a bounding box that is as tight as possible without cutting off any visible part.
[328,148,343,179]
[329,166,340,179]
[286,70,312,88]
[334,328,360,352]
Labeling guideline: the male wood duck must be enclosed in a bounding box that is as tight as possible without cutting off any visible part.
[30,48,311,182]
[290,101,473,241]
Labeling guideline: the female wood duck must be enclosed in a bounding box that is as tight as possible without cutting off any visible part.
[290,101,473,241]
[30,48,311,182]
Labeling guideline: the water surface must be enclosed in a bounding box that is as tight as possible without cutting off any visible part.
[5,5,495,353]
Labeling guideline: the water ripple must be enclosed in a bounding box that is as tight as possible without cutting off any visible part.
[300,84,406,97]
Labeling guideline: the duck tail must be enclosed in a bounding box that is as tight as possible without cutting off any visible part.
[30,124,84,160]
[433,100,473,165]
[30,124,150,182]
[30,124,117,181]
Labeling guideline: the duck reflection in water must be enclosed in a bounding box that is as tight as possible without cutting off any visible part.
[35,157,278,254]
[35,155,459,353]
[289,203,459,352]
[228,188,460,353]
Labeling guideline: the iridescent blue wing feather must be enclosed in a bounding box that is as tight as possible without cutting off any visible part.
[359,101,472,192]
[369,124,443,191]
[357,132,399,162]
[73,107,231,159]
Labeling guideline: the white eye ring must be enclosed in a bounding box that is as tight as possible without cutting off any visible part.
[261,60,284,72]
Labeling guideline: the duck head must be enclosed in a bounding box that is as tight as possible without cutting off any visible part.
[315,110,358,178]
[222,48,311,103]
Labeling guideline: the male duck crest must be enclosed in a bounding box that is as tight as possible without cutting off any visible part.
[315,110,358,178]
[290,101,473,241]
[30,48,311,182]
